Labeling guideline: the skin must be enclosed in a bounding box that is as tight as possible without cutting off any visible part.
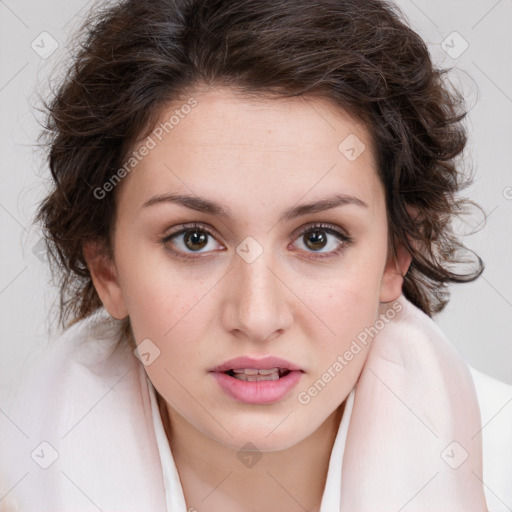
[85,86,411,511]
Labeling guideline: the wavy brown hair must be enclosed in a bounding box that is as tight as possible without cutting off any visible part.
[36,0,483,334]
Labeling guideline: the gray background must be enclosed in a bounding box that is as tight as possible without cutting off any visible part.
[1,0,511,409]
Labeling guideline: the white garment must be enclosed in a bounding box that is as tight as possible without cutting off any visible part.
[0,298,511,511]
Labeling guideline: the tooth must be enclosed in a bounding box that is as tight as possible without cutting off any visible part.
[258,368,278,375]
[228,368,284,375]
[232,373,280,382]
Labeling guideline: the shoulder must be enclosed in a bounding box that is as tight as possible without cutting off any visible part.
[0,309,166,511]
[9,309,139,418]
[470,367,512,436]
[469,367,512,511]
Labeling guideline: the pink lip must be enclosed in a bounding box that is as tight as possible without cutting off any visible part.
[210,355,303,373]
[209,355,304,405]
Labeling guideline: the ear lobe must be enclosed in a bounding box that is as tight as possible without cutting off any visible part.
[379,238,412,303]
[83,241,128,319]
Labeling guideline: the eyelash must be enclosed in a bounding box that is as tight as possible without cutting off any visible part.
[159,222,353,262]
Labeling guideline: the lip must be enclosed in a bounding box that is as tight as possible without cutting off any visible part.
[209,355,304,405]
[210,355,303,373]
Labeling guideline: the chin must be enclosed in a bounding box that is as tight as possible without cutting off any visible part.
[203,414,317,452]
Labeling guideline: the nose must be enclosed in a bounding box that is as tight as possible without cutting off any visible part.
[222,248,293,343]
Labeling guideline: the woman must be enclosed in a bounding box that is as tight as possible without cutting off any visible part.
[1,0,510,510]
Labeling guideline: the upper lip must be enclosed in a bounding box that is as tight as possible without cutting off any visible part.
[210,356,304,373]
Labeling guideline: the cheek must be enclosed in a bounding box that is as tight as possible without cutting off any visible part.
[128,284,207,344]
[113,237,205,334]
[297,266,383,379]
[325,287,380,353]
[301,258,383,327]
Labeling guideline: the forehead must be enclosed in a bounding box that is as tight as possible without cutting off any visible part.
[118,87,383,219]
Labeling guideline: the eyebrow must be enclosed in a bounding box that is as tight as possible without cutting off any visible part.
[142,192,368,222]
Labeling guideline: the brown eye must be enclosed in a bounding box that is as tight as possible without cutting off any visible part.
[183,229,209,251]
[303,229,328,251]
[161,223,224,259]
[291,223,352,259]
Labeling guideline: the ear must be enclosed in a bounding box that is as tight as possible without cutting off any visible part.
[83,241,128,319]
[379,236,412,303]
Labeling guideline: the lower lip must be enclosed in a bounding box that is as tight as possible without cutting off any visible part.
[210,371,303,404]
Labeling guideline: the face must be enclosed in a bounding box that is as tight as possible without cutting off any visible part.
[87,86,409,451]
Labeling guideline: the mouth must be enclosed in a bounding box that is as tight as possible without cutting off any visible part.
[224,367,292,382]
[210,356,304,404]
[210,355,303,374]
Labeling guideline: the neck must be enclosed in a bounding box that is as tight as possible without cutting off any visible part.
[157,394,345,512]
